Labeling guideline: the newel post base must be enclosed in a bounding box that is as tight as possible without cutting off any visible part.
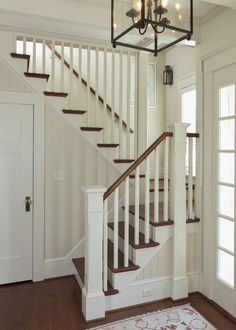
[82,186,106,321]
[168,123,189,301]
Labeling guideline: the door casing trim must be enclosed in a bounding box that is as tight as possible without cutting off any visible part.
[0,92,45,282]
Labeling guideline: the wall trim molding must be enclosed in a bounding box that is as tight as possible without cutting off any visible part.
[0,91,45,282]
[44,238,85,279]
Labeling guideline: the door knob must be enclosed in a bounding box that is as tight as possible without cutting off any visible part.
[25,196,33,212]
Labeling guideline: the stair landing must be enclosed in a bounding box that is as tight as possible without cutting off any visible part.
[72,258,119,296]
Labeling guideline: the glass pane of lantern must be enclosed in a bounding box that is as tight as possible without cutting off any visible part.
[112,0,192,54]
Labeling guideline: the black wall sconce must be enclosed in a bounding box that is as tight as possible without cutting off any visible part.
[163,65,173,85]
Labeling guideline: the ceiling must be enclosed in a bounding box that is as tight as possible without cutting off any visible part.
[0,0,230,42]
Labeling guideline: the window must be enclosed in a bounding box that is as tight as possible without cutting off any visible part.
[217,84,235,288]
[147,63,156,108]
[180,85,196,175]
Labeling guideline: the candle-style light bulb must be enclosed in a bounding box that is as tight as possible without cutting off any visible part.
[162,0,168,7]
[175,3,180,11]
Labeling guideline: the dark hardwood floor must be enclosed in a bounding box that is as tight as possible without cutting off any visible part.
[0,276,235,330]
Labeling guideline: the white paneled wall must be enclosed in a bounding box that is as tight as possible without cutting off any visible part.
[16,37,137,159]
[135,239,172,281]
[135,233,200,281]
[45,105,121,259]
[0,58,33,93]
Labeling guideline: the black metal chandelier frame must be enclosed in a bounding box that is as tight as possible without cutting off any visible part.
[111,0,193,56]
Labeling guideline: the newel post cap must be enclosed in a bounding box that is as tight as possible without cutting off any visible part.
[82,186,106,194]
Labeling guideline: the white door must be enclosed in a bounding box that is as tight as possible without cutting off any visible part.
[0,104,33,284]
[212,64,236,316]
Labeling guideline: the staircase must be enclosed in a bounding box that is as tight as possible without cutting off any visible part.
[2,31,200,322]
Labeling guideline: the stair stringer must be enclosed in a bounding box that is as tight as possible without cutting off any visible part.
[106,222,201,311]
[108,225,173,291]
[0,30,134,178]
[106,237,173,311]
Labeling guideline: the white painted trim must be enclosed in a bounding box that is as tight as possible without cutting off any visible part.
[105,272,200,311]
[0,91,45,282]
[44,238,85,279]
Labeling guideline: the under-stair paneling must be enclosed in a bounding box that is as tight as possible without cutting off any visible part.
[44,105,121,261]
[135,239,172,281]
[135,233,200,281]
[0,59,32,93]
[187,233,200,273]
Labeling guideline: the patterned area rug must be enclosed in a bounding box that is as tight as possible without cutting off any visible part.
[90,304,216,330]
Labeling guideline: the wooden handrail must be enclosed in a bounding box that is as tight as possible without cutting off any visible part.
[104,132,173,200]
[187,133,200,138]
[46,42,134,134]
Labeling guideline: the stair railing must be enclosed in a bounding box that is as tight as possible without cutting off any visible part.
[186,133,200,221]
[15,34,138,159]
[81,124,199,317]
[103,131,173,291]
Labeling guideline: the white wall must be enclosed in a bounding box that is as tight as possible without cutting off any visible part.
[198,8,236,57]
[165,45,196,126]
[45,105,121,260]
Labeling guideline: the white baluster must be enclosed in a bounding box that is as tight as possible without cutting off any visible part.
[51,41,55,91]
[78,44,82,110]
[188,137,194,219]
[61,42,65,93]
[23,36,26,54]
[126,53,131,158]
[113,188,119,269]
[95,47,99,127]
[145,157,150,243]
[87,46,91,126]
[13,35,17,54]
[111,49,116,143]
[103,199,108,292]
[119,51,123,158]
[134,53,138,159]
[135,166,140,245]
[124,177,129,267]
[164,137,169,222]
[103,49,107,139]
[32,38,36,72]
[42,40,46,74]
[154,147,160,223]
[69,43,74,108]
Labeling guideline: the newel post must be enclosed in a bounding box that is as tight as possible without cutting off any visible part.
[168,123,189,300]
[82,186,106,321]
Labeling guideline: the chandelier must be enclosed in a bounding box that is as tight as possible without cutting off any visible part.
[111,0,193,56]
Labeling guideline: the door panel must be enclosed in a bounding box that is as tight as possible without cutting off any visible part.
[0,104,33,284]
[212,64,236,316]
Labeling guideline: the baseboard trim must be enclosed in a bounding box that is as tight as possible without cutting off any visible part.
[44,238,85,279]
[106,297,173,315]
[199,292,236,325]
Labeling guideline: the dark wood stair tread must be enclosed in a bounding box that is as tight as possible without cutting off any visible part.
[127,203,199,226]
[108,222,159,249]
[114,159,135,164]
[108,240,139,273]
[24,72,50,81]
[81,127,103,132]
[97,144,119,148]
[127,203,174,227]
[63,109,86,115]
[72,258,118,296]
[187,218,200,224]
[10,53,30,71]
[44,91,68,97]
[73,257,85,282]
